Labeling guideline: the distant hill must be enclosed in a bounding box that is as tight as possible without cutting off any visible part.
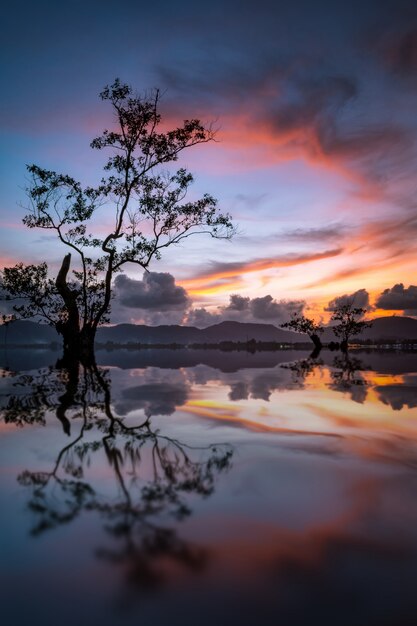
[322,316,417,343]
[0,319,301,346]
[1,316,417,346]
[96,320,302,344]
[363,316,417,341]
[0,320,59,344]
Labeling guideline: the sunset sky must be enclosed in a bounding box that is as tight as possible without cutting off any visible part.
[2,0,417,325]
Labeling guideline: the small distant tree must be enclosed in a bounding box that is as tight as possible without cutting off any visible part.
[329,304,372,351]
[0,79,235,364]
[281,313,323,350]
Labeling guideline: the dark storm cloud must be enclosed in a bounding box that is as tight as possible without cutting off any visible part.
[224,293,304,321]
[250,295,304,321]
[185,294,304,328]
[111,272,191,325]
[114,272,190,310]
[325,289,371,313]
[186,308,222,328]
[225,294,250,312]
[375,283,417,311]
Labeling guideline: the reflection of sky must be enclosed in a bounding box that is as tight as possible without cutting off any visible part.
[2,1,417,320]
[2,354,417,623]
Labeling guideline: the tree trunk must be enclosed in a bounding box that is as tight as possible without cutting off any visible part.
[61,326,96,367]
[55,253,97,365]
[55,253,80,347]
[309,333,323,350]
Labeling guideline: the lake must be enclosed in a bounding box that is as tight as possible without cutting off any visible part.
[1,347,417,625]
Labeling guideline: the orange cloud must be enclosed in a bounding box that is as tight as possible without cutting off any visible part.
[180,248,343,293]
[186,279,245,297]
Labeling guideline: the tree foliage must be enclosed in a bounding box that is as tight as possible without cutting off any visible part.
[281,313,323,337]
[330,304,372,346]
[281,313,324,350]
[1,79,235,357]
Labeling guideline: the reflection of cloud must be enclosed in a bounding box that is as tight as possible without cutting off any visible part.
[114,382,189,418]
[227,369,297,402]
[203,468,416,622]
[111,368,190,418]
[375,385,417,411]
[228,381,249,401]
[250,371,292,401]
[183,401,340,437]
[329,378,368,404]
[183,361,311,400]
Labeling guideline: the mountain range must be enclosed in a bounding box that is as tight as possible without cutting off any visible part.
[1,316,417,346]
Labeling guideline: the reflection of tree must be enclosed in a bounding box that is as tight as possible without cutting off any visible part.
[1,367,70,430]
[279,354,369,403]
[280,357,324,387]
[1,363,233,589]
[329,355,368,403]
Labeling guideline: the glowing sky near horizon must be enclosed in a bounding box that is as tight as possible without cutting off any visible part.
[2,0,417,323]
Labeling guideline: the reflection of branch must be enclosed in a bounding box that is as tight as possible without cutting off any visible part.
[0,368,56,427]
[330,355,367,387]
[281,357,323,386]
[329,355,369,403]
[5,361,232,590]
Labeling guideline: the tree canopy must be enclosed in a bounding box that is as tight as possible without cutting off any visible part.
[281,313,324,350]
[1,79,235,361]
[329,304,372,349]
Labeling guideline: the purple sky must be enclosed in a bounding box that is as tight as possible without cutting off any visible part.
[2,0,417,325]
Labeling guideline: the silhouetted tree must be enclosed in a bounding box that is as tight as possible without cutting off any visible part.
[329,304,372,351]
[0,80,234,364]
[281,313,324,351]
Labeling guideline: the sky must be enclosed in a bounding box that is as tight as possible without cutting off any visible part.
[1,0,417,326]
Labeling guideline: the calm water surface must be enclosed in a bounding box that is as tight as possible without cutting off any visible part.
[1,348,417,625]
